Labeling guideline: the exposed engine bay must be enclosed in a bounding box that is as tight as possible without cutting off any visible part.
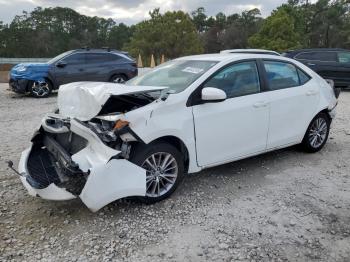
[16,82,168,211]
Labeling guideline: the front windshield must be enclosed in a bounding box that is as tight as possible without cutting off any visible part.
[126,59,218,93]
[47,51,73,64]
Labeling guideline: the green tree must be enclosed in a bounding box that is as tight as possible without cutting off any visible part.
[125,9,203,63]
[191,7,208,33]
[0,7,135,57]
[221,8,263,49]
[107,23,135,50]
[248,9,301,52]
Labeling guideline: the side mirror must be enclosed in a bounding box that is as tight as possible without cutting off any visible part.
[56,61,67,68]
[201,87,227,102]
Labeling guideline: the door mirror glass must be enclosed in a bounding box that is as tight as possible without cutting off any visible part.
[56,61,67,68]
[201,87,227,102]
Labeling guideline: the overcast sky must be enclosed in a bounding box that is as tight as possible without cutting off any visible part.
[0,0,288,24]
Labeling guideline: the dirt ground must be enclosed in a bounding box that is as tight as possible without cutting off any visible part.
[0,83,349,262]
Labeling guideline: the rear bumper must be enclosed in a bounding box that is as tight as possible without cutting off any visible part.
[9,78,29,93]
[328,104,337,119]
[17,115,146,212]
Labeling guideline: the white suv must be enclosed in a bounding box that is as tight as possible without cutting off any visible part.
[15,53,337,211]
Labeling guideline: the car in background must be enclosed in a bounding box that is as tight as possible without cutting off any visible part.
[283,48,350,89]
[13,53,337,211]
[220,49,280,56]
[9,48,138,98]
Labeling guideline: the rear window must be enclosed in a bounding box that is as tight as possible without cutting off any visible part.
[297,69,311,85]
[295,51,337,62]
[338,52,350,63]
[264,61,310,90]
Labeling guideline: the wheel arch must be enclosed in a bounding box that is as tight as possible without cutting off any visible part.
[317,108,332,122]
[147,135,190,174]
[109,72,128,82]
[25,76,54,92]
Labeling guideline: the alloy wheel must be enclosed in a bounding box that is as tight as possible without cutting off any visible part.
[141,152,178,198]
[308,117,328,148]
[31,81,50,97]
[112,76,126,83]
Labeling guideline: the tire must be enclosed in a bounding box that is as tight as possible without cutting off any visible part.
[110,74,128,84]
[129,142,184,203]
[29,79,52,98]
[301,112,330,153]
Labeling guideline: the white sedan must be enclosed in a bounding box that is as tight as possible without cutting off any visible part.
[14,53,338,211]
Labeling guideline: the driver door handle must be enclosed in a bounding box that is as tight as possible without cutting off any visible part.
[253,101,269,108]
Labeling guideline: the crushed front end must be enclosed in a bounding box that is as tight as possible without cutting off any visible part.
[18,114,146,212]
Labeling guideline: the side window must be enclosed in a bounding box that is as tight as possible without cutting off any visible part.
[107,54,122,61]
[295,51,337,62]
[85,53,115,64]
[338,52,350,63]
[264,61,299,90]
[295,52,315,60]
[61,53,84,64]
[316,52,337,62]
[203,61,260,98]
[297,69,311,85]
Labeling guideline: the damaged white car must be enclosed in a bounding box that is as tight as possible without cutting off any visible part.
[12,54,338,212]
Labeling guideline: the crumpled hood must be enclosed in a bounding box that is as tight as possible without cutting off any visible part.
[11,63,50,80]
[12,63,49,71]
[57,82,167,121]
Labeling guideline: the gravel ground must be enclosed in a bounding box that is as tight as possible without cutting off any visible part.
[1,84,350,262]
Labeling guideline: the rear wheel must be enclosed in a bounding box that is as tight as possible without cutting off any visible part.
[301,112,330,152]
[130,142,184,203]
[29,80,52,98]
[110,74,128,84]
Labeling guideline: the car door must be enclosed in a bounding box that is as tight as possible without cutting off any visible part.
[262,60,320,149]
[54,53,86,85]
[336,51,350,86]
[294,51,338,81]
[83,53,110,82]
[192,60,270,167]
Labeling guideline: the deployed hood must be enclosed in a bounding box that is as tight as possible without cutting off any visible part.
[57,82,167,121]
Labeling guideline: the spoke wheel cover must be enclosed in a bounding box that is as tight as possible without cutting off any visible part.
[142,152,178,198]
[31,81,50,97]
[112,76,125,83]
[308,117,328,148]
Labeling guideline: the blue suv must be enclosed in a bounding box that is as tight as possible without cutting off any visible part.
[9,48,138,98]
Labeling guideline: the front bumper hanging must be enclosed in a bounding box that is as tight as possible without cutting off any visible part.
[16,115,146,212]
[9,78,29,93]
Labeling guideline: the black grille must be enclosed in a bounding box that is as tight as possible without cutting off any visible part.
[27,147,60,188]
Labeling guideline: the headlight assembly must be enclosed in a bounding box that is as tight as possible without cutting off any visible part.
[16,65,27,72]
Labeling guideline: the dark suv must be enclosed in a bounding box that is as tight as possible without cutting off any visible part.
[283,48,350,88]
[9,48,138,97]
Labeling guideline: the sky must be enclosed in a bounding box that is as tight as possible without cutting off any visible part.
[0,0,288,24]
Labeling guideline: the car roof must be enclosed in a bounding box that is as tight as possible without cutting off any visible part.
[285,48,349,54]
[71,48,128,55]
[176,53,292,62]
[220,49,280,55]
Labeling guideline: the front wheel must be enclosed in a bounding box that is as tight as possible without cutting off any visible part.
[29,80,52,98]
[130,142,184,203]
[301,112,330,153]
[110,74,128,84]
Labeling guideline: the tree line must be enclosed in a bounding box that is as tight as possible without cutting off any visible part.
[0,0,349,61]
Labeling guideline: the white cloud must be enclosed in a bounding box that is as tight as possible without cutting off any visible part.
[0,0,287,24]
